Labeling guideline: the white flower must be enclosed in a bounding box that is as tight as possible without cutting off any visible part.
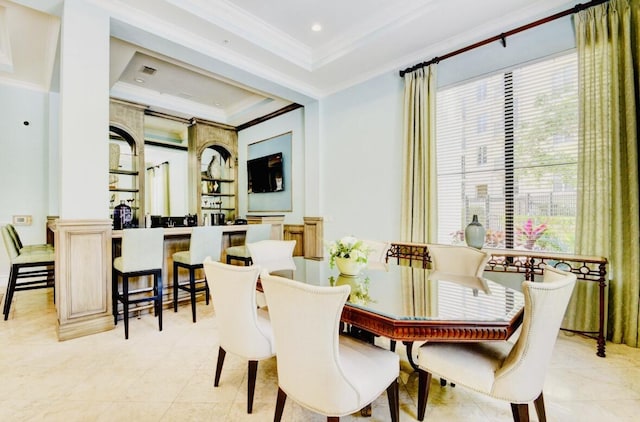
[327,236,371,268]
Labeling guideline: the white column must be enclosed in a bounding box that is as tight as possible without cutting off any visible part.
[55,0,114,340]
[59,0,109,219]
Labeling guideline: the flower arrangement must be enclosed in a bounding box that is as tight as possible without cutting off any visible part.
[328,236,370,269]
[516,218,547,250]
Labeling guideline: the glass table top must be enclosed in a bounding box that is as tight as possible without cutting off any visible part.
[281,257,524,324]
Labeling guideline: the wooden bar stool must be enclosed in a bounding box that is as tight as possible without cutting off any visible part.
[172,226,223,322]
[1,225,55,320]
[225,224,271,265]
[112,228,164,339]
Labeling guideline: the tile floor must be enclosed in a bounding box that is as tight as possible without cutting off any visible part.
[1,287,640,421]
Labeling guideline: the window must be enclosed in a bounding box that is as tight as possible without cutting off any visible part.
[436,53,578,253]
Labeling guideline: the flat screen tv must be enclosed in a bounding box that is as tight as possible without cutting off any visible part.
[247,152,284,193]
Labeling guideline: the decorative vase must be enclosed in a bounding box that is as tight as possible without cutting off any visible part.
[113,200,133,230]
[335,257,366,276]
[465,214,486,249]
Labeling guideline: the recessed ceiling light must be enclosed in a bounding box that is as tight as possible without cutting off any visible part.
[311,23,322,32]
[134,77,145,84]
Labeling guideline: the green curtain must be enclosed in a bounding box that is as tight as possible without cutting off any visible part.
[401,65,438,244]
[572,0,640,347]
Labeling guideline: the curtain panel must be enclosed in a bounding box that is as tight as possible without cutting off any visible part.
[573,0,640,346]
[401,65,438,244]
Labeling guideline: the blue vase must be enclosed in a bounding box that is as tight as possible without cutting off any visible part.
[465,214,485,249]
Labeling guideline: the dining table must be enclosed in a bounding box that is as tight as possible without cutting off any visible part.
[264,257,525,370]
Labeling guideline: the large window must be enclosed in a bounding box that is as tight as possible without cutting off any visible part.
[436,53,578,253]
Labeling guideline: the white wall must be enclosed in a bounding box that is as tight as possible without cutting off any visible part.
[237,108,305,224]
[320,72,404,244]
[0,84,52,280]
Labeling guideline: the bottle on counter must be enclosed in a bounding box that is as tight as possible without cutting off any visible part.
[113,200,132,230]
[145,213,152,228]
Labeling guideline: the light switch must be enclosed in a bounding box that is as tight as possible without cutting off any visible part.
[12,215,32,226]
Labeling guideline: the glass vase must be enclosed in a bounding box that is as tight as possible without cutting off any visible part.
[465,214,485,249]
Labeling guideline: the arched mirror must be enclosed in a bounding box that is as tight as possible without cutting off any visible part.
[144,115,189,218]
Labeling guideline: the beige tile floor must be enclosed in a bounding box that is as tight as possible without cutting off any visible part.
[1,287,640,421]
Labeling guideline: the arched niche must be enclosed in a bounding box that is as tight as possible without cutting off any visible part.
[188,120,238,223]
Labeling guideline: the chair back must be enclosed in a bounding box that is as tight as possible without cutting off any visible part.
[245,224,272,243]
[203,258,273,359]
[6,224,23,249]
[1,225,19,260]
[118,228,164,272]
[247,240,296,273]
[493,265,576,400]
[261,272,363,413]
[187,226,224,264]
[362,239,390,270]
[427,244,491,287]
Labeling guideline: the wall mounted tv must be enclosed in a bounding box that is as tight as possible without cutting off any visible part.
[247,152,284,193]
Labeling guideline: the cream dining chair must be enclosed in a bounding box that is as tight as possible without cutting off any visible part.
[202,258,275,414]
[394,244,492,368]
[416,265,577,422]
[225,223,272,265]
[361,239,390,271]
[246,240,296,274]
[427,243,492,288]
[260,271,400,422]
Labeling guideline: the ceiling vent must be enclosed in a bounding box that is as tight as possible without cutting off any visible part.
[141,65,157,75]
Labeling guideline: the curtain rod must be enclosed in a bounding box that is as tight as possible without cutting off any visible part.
[399,0,609,77]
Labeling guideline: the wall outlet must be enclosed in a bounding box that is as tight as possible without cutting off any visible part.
[12,215,32,226]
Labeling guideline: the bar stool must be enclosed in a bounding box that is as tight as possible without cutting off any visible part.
[112,228,164,339]
[225,224,272,265]
[172,226,224,322]
[1,225,55,320]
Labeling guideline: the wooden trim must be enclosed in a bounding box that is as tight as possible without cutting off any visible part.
[236,103,303,131]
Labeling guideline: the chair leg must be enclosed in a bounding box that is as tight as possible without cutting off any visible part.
[156,272,163,332]
[112,270,119,325]
[533,392,546,422]
[327,417,339,422]
[274,387,287,422]
[3,265,18,320]
[510,403,530,422]
[123,275,129,340]
[386,379,399,422]
[189,267,197,323]
[247,360,258,413]
[214,347,226,387]
[417,369,432,421]
[173,262,179,312]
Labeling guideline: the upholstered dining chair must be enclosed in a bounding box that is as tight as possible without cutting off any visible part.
[1,225,55,320]
[427,243,492,289]
[416,265,577,422]
[225,223,272,265]
[260,271,400,422]
[392,244,493,365]
[202,258,275,414]
[246,239,296,275]
[172,225,224,323]
[112,227,165,339]
[361,239,390,271]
